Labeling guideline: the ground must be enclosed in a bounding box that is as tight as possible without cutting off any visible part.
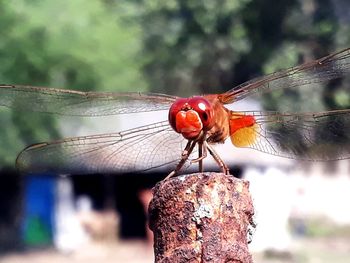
[1,237,350,263]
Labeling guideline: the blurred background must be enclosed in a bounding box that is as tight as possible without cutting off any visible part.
[0,0,350,262]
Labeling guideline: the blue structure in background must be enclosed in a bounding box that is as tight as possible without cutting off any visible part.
[23,175,56,246]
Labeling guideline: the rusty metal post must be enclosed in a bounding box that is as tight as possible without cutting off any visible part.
[149,172,254,263]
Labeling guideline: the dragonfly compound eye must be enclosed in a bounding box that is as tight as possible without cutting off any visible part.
[188,96,215,130]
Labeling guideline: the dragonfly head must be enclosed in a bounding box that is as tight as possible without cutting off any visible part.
[168,96,215,140]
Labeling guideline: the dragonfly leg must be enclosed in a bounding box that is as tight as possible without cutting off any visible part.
[190,141,208,173]
[164,140,197,180]
[197,141,203,173]
[205,142,230,175]
[190,142,207,163]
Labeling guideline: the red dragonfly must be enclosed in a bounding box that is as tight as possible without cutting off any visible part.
[1,48,350,176]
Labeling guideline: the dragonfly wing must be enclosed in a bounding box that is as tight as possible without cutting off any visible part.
[233,110,350,160]
[219,48,350,103]
[16,120,193,174]
[0,85,178,116]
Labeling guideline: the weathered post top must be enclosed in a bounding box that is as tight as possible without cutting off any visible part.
[149,172,254,263]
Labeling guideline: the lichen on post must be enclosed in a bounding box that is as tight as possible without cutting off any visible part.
[149,172,255,263]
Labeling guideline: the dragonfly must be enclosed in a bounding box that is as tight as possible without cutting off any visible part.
[0,48,350,176]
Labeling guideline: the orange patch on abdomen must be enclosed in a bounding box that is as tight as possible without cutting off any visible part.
[229,112,258,147]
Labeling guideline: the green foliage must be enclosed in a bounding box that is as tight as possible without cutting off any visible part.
[1,0,145,91]
[0,0,145,167]
[136,0,252,96]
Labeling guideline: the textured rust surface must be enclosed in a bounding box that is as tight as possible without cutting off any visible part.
[149,172,254,263]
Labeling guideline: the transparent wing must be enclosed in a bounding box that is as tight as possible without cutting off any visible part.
[15,120,194,174]
[236,109,350,160]
[0,85,178,116]
[219,48,350,103]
